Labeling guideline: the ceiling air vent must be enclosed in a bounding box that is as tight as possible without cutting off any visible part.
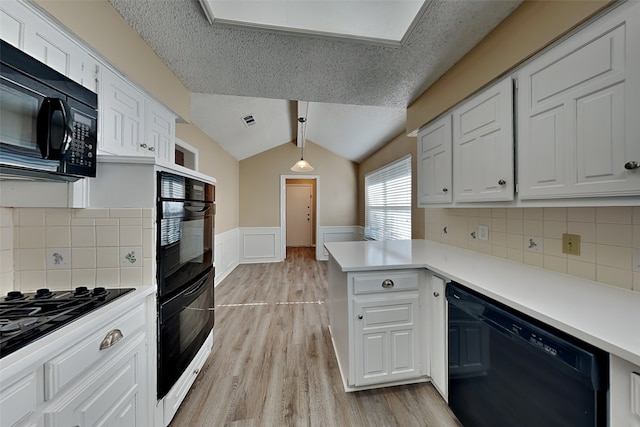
[241,115,256,127]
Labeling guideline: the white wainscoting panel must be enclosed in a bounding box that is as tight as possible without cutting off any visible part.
[239,227,282,264]
[214,228,239,287]
[317,226,364,261]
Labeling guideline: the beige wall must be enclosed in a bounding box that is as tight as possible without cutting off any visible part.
[34,0,190,121]
[406,0,611,133]
[358,133,425,239]
[176,124,239,233]
[240,142,358,227]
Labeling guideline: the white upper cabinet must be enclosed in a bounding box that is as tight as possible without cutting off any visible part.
[145,98,176,166]
[0,0,98,92]
[417,115,452,205]
[453,76,514,202]
[517,2,640,199]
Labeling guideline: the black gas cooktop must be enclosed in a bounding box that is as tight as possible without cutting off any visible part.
[0,287,134,359]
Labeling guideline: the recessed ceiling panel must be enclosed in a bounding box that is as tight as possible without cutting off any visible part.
[199,0,428,45]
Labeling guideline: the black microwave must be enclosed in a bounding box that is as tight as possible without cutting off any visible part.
[0,39,98,181]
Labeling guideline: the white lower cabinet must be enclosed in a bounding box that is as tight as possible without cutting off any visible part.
[0,297,151,427]
[327,260,427,391]
[610,355,640,427]
[428,273,447,400]
[353,293,421,387]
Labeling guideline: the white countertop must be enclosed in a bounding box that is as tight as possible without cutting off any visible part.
[324,240,640,367]
[0,285,156,383]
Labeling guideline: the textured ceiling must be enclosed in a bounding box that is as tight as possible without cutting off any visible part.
[108,0,522,162]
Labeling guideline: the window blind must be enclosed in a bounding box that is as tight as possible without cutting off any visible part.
[364,155,412,241]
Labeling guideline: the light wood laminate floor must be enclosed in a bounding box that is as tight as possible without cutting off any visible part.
[170,247,461,426]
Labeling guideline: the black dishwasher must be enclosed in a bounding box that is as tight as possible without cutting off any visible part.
[446,282,608,427]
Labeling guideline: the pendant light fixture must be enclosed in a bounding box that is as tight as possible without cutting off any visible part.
[291,104,314,171]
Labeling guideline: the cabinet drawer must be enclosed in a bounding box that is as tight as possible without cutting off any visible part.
[44,304,145,400]
[352,271,420,295]
[0,372,37,427]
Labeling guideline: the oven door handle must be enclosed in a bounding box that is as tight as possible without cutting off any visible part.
[183,274,209,297]
[184,205,211,214]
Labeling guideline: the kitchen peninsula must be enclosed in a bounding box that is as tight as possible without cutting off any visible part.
[325,239,640,425]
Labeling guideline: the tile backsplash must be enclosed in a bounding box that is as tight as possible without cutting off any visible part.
[425,207,640,292]
[0,207,155,294]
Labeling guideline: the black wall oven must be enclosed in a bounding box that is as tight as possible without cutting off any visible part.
[157,171,215,399]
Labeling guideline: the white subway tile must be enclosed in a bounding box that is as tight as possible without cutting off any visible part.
[17,209,45,226]
[543,208,567,222]
[46,226,71,248]
[45,209,71,226]
[17,249,45,270]
[143,229,154,258]
[491,217,506,232]
[0,227,13,250]
[543,238,566,258]
[120,267,142,286]
[506,219,523,234]
[596,265,632,290]
[567,221,596,243]
[119,218,143,227]
[596,223,633,247]
[543,255,567,274]
[120,247,142,267]
[575,242,596,263]
[120,226,142,246]
[0,272,13,292]
[96,247,119,268]
[596,207,632,224]
[633,225,640,249]
[568,260,596,281]
[46,270,72,290]
[634,272,640,291]
[70,218,94,226]
[71,226,96,247]
[524,236,543,253]
[492,231,506,247]
[110,208,142,218]
[491,208,507,218]
[523,220,543,237]
[543,220,567,239]
[95,219,118,226]
[96,268,120,286]
[0,249,13,273]
[0,208,14,227]
[596,244,632,270]
[523,252,543,268]
[567,207,595,223]
[507,248,524,263]
[96,225,119,247]
[17,227,45,249]
[523,208,543,220]
[74,208,109,219]
[143,208,153,218]
[507,233,523,250]
[72,269,96,287]
[143,258,154,285]
[633,207,640,225]
[16,270,45,291]
[492,245,507,259]
[71,248,96,269]
[506,208,524,219]
[143,217,154,229]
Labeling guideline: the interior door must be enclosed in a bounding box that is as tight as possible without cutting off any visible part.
[286,183,312,247]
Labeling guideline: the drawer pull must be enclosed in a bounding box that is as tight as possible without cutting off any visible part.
[433,292,440,297]
[381,279,394,289]
[498,179,506,186]
[99,329,124,350]
[625,161,640,170]
[357,314,363,320]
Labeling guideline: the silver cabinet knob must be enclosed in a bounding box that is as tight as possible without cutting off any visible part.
[140,143,148,149]
[498,179,506,185]
[149,146,156,152]
[442,188,448,192]
[357,314,363,320]
[433,292,440,297]
[624,161,640,170]
[381,279,394,289]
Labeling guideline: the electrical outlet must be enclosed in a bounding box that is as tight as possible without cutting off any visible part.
[562,233,581,256]
[478,225,489,241]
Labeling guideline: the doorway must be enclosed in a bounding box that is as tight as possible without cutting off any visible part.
[280,175,319,260]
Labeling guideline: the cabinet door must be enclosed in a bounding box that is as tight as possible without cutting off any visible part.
[98,68,145,156]
[43,333,147,427]
[429,274,447,400]
[417,115,452,205]
[518,2,640,199]
[145,99,176,166]
[453,77,514,202]
[353,293,421,387]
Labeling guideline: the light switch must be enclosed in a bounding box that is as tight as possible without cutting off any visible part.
[632,371,640,419]
[478,225,489,241]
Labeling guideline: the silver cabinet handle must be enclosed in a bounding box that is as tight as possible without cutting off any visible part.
[381,279,394,289]
[140,143,148,149]
[194,368,200,375]
[99,329,123,350]
[357,314,363,320]
[433,292,440,297]
[149,146,156,152]
[498,179,506,185]
[624,161,640,170]
[442,188,448,192]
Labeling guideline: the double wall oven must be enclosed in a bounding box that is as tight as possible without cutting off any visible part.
[157,171,215,399]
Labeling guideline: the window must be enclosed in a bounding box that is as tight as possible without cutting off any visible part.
[365,155,412,241]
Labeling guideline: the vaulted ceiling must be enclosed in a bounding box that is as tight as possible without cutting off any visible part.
[108,0,522,162]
